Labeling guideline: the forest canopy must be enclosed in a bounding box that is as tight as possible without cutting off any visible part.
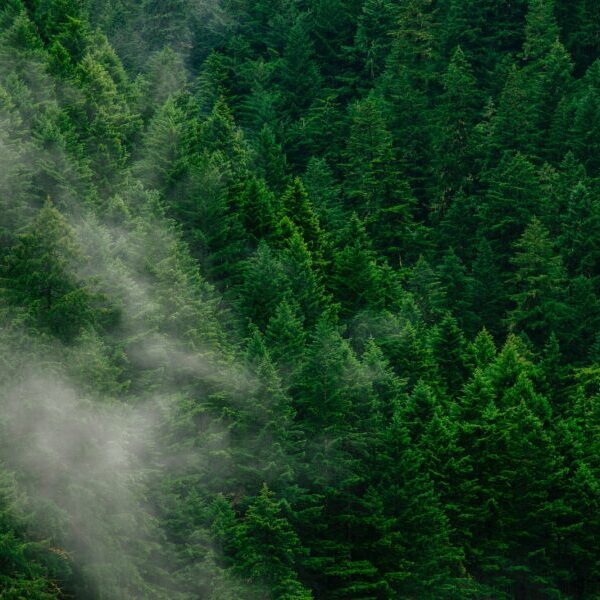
[0,0,599,598]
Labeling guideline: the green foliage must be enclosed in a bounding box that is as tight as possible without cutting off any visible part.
[433,47,481,212]
[1,202,97,340]
[0,2,598,599]
[236,485,311,599]
[331,214,383,317]
[508,217,568,346]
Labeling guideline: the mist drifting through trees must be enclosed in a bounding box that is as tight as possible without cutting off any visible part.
[0,0,599,598]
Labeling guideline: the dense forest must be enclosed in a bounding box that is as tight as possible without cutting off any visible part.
[0,0,599,598]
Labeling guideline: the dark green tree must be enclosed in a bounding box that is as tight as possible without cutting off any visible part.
[433,47,481,213]
[1,202,97,341]
[330,214,383,318]
[508,217,568,346]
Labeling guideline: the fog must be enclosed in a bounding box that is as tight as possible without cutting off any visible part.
[0,23,259,597]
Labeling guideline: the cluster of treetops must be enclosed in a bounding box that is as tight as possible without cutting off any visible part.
[0,0,599,598]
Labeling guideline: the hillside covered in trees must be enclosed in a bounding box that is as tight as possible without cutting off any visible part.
[0,0,599,598]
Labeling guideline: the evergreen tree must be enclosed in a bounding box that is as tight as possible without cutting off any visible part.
[466,237,507,337]
[431,313,469,396]
[441,0,528,88]
[280,230,327,326]
[354,0,399,82]
[140,0,191,53]
[1,1,599,597]
[281,177,325,267]
[330,214,383,318]
[254,125,290,194]
[134,96,185,191]
[436,248,472,324]
[557,182,600,277]
[387,0,438,91]
[228,485,311,600]
[433,47,481,213]
[239,176,281,246]
[408,256,446,324]
[265,299,306,381]
[570,60,600,174]
[508,217,568,346]
[240,241,290,331]
[277,15,322,121]
[169,153,248,287]
[492,0,572,160]
[343,94,397,217]
[1,202,97,341]
[479,152,543,263]
[379,60,432,203]
[556,0,600,74]
[302,157,345,234]
[377,413,463,597]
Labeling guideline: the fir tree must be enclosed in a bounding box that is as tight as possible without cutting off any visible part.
[508,217,568,346]
[1,201,96,341]
[330,214,383,318]
[433,47,481,213]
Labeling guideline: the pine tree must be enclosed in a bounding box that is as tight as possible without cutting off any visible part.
[491,0,572,160]
[402,380,440,443]
[556,0,600,74]
[134,96,185,191]
[169,153,248,287]
[1,202,96,341]
[387,321,437,390]
[508,217,568,346]
[235,328,299,492]
[343,94,397,217]
[240,241,290,331]
[354,0,399,82]
[277,15,322,121]
[194,96,249,185]
[308,0,363,87]
[0,87,34,253]
[279,230,327,326]
[239,176,281,246]
[377,413,463,597]
[330,214,383,318]
[479,152,543,263]
[408,256,446,324]
[227,485,311,599]
[0,467,66,599]
[433,47,481,213]
[387,0,438,91]
[254,125,290,194]
[441,0,528,88]
[370,178,424,268]
[456,339,564,596]
[140,0,191,53]
[281,178,325,267]
[431,313,469,397]
[265,299,306,381]
[378,60,432,203]
[360,338,404,421]
[466,237,507,337]
[302,157,345,234]
[436,248,472,324]
[570,60,600,174]
[562,275,600,363]
[75,51,140,180]
[141,47,188,115]
[557,182,600,277]
[465,328,497,372]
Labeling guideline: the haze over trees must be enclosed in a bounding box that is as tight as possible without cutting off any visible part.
[0,0,599,598]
